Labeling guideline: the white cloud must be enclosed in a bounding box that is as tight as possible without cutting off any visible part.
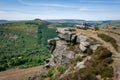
[0,11,44,20]
[17,0,72,8]
[79,0,120,4]
[0,9,120,20]
[0,10,76,20]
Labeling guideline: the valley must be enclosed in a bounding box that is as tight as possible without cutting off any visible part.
[0,19,120,80]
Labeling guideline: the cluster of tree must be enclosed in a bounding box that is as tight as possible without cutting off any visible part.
[0,20,57,71]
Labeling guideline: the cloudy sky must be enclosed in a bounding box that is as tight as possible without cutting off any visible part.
[0,0,120,20]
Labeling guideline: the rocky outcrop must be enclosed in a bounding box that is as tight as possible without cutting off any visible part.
[46,28,100,67]
[24,26,115,80]
[57,28,76,41]
[38,27,114,80]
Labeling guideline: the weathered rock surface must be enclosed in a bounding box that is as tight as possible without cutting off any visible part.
[76,33,90,43]
[90,44,101,51]
[57,28,76,41]
[46,27,101,67]
[74,61,85,71]
[48,39,75,66]
[41,27,104,80]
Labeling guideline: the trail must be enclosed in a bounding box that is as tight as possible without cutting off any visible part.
[0,66,42,80]
[76,28,120,80]
[76,29,117,54]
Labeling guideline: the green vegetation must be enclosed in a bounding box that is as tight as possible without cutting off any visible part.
[47,69,54,77]
[86,47,93,55]
[97,33,118,51]
[0,20,57,71]
[57,66,66,73]
[110,21,120,27]
[94,27,99,31]
[107,30,120,35]
[67,44,81,53]
[60,46,113,80]
[40,67,55,79]
[70,57,83,66]
[50,76,56,80]
[99,21,120,28]
[85,46,113,79]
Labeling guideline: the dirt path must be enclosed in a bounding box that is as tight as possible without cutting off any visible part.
[100,29,120,80]
[100,29,120,52]
[76,28,120,80]
[75,29,118,54]
[0,66,42,80]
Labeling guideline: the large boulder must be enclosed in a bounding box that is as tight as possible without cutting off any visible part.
[58,32,73,41]
[79,41,90,52]
[61,51,75,65]
[56,28,76,34]
[51,40,75,66]
[76,34,90,43]
[47,36,77,66]
[74,62,85,71]
[80,41,90,47]
[57,28,76,41]
[90,44,100,51]
[79,44,87,52]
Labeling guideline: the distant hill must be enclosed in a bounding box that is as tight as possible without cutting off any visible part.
[0,20,20,24]
[0,20,10,24]
[45,19,85,23]
[45,19,112,27]
[99,20,120,27]
[86,20,111,27]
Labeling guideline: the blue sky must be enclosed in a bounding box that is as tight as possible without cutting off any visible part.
[0,0,120,20]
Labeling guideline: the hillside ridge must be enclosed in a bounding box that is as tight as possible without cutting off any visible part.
[34,27,120,80]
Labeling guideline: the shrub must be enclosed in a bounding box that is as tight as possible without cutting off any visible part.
[70,57,82,66]
[79,68,97,80]
[93,46,103,55]
[67,44,81,53]
[94,46,112,59]
[97,33,118,51]
[102,57,113,64]
[57,66,66,73]
[0,65,6,71]
[84,46,113,79]
[50,76,55,80]
[94,27,99,31]
[47,69,54,77]
[101,66,113,78]
[98,49,112,60]
[80,72,97,80]
[86,47,93,55]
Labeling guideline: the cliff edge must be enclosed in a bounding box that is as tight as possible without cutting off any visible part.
[38,27,114,80]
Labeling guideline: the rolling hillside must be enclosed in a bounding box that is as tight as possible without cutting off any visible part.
[0,19,57,71]
[99,20,120,28]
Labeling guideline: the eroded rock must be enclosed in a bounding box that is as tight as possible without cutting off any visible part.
[90,44,101,51]
[74,62,85,71]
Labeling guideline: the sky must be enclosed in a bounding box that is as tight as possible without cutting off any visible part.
[0,0,120,20]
